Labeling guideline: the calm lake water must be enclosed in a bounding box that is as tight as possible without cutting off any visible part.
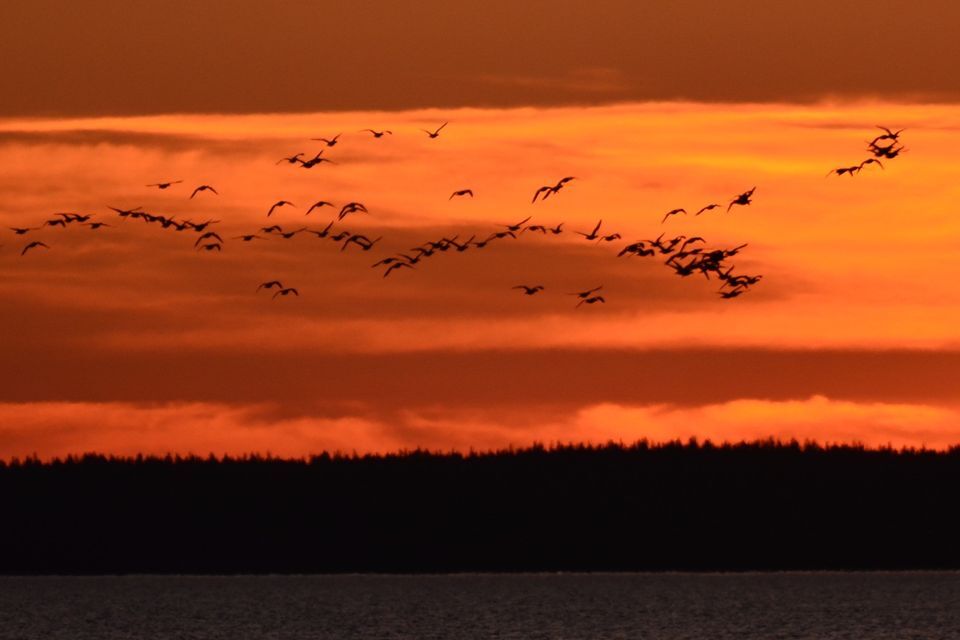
[0,573,957,639]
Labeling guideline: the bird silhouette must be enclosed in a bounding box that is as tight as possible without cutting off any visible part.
[9,227,39,235]
[260,225,283,234]
[618,242,655,257]
[576,220,603,240]
[43,218,68,228]
[383,262,414,277]
[55,212,93,223]
[196,243,222,252]
[671,246,703,262]
[436,237,463,251]
[720,272,763,289]
[660,235,685,252]
[436,238,457,253]
[870,126,904,145]
[190,185,219,199]
[234,234,264,242]
[827,165,862,177]
[426,237,456,251]
[531,186,553,203]
[312,133,342,147]
[109,206,145,220]
[828,159,882,177]
[273,287,299,299]
[142,213,166,224]
[278,228,306,239]
[452,236,474,252]
[522,224,549,234]
[869,142,906,160]
[83,222,111,230]
[341,234,381,252]
[568,285,603,299]
[307,201,335,215]
[190,220,220,233]
[300,152,334,169]
[576,295,605,308]
[695,204,722,216]
[422,122,448,138]
[679,237,705,251]
[597,233,621,243]
[147,180,183,189]
[741,274,763,286]
[277,153,305,165]
[267,201,296,217]
[257,281,284,292]
[304,221,335,239]
[666,258,699,277]
[450,189,474,199]
[662,208,686,223]
[372,255,412,268]
[503,216,531,232]
[718,287,746,299]
[532,177,576,203]
[360,129,392,138]
[721,243,748,257]
[338,202,368,221]
[513,285,544,295]
[21,241,49,256]
[727,187,756,212]
[486,230,517,242]
[646,233,667,252]
[194,232,223,247]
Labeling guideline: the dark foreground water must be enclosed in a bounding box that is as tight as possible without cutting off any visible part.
[0,573,958,639]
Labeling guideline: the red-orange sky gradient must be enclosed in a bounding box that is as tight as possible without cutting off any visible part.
[2,3,959,458]
[3,1,960,115]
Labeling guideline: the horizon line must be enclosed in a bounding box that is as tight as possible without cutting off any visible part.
[6,437,960,465]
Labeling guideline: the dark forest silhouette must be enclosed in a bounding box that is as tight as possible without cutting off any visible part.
[2,439,960,574]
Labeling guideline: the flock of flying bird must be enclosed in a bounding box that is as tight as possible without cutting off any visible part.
[827,126,907,177]
[6,124,906,305]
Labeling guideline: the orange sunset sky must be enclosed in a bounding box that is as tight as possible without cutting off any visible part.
[2,1,960,458]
